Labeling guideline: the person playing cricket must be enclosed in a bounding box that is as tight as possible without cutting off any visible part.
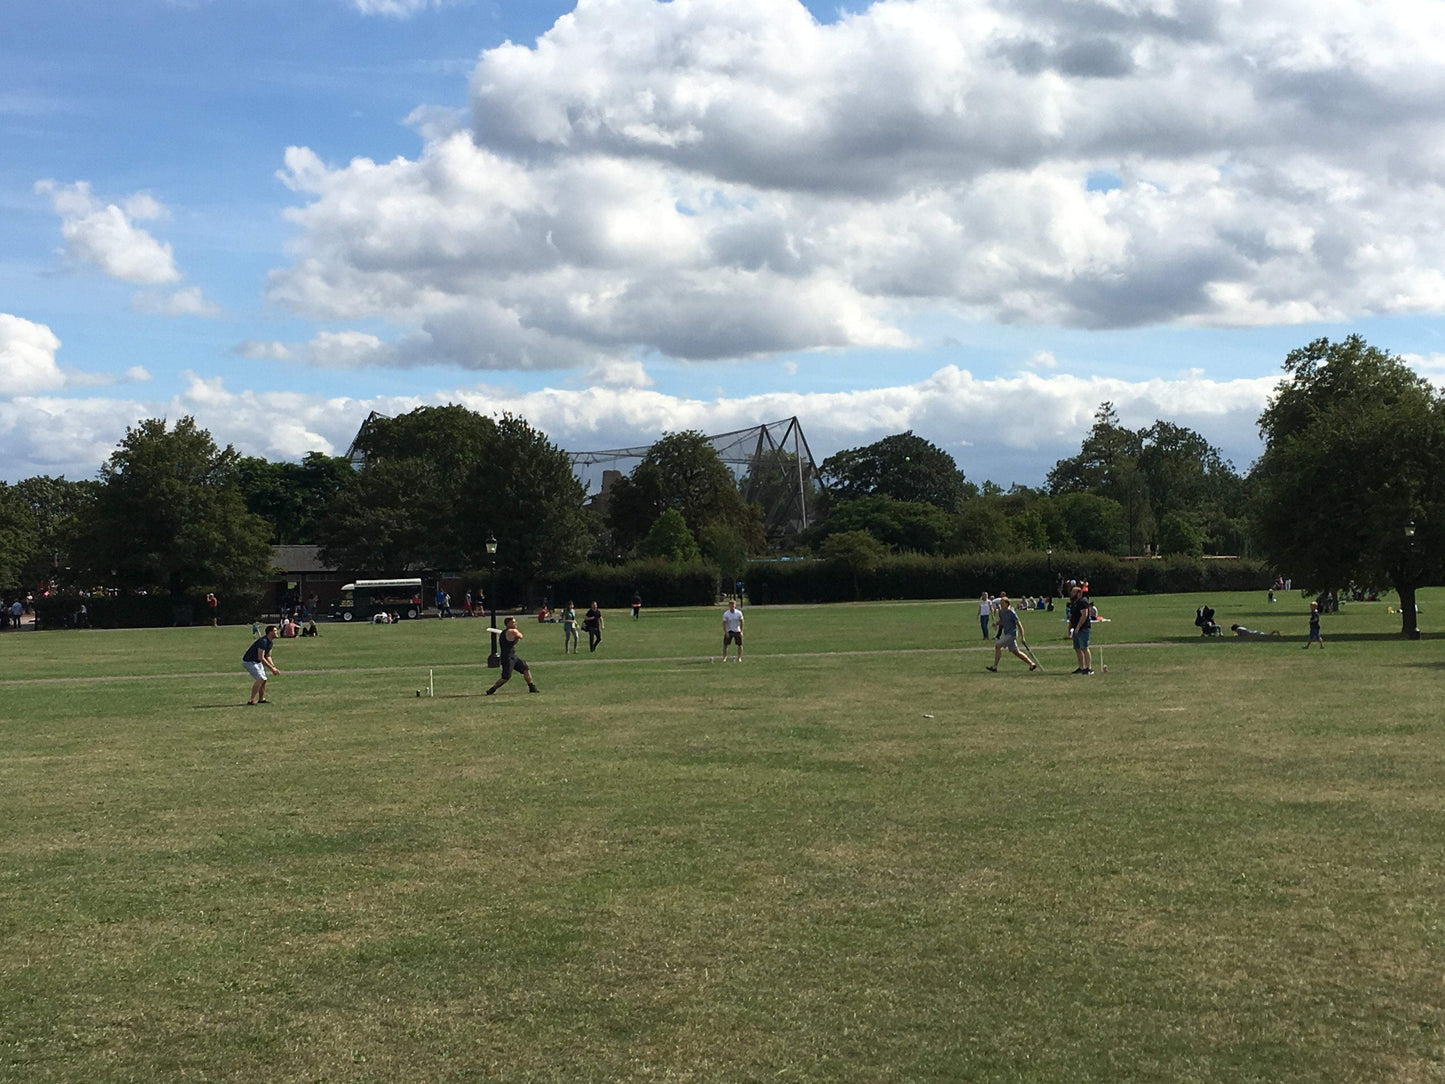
[721,599,744,662]
[985,596,1037,673]
[242,624,281,704]
[486,616,540,695]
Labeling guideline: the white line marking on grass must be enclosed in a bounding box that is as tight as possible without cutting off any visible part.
[0,640,1190,687]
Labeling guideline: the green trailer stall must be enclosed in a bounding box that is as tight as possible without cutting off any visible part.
[329,578,425,622]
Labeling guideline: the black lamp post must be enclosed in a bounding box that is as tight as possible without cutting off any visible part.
[486,533,501,667]
[1046,547,1053,598]
[1405,522,1421,640]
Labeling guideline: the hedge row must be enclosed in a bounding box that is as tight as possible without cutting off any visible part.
[744,552,1272,605]
[28,553,1269,627]
[547,558,720,610]
[32,590,265,630]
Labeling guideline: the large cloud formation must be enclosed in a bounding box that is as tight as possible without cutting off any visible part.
[268,0,1445,372]
[0,358,1281,484]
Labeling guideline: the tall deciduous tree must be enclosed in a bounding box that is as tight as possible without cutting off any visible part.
[606,431,763,554]
[640,509,701,562]
[236,452,354,545]
[807,495,954,554]
[1049,403,1248,554]
[317,406,591,582]
[0,475,98,590]
[464,413,594,582]
[820,431,971,511]
[1254,336,1445,636]
[70,417,275,597]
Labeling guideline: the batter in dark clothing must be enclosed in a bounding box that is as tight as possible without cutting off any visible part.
[583,602,603,652]
[486,617,540,694]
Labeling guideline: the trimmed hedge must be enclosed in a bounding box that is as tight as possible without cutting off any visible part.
[744,552,1272,605]
[33,589,265,630]
[548,558,720,610]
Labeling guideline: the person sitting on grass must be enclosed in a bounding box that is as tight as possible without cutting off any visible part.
[243,625,281,704]
[986,596,1037,673]
[1230,624,1281,639]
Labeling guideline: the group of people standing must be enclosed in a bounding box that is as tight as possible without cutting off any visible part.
[558,601,605,654]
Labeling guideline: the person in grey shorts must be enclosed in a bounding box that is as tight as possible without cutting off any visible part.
[242,625,281,703]
[985,597,1037,673]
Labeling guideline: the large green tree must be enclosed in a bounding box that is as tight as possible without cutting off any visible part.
[70,417,275,597]
[820,431,971,511]
[0,476,98,591]
[317,406,591,581]
[0,484,31,591]
[1254,335,1445,636]
[807,495,954,554]
[606,431,764,554]
[1048,403,1248,554]
[235,452,354,545]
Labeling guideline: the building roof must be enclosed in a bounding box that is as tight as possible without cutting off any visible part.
[272,545,335,574]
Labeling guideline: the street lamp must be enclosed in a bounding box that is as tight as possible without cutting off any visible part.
[1046,547,1053,599]
[486,533,501,666]
[1405,522,1420,640]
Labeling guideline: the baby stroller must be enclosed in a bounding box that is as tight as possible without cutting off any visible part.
[1195,605,1222,636]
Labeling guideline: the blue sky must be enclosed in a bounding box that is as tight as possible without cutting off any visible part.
[5,0,1445,488]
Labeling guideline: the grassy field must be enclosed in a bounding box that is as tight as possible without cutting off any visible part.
[2,590,1443,1081]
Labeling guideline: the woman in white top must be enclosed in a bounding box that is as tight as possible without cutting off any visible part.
[978,593,995,639]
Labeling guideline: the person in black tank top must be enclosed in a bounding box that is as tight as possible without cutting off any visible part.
[486,616,540,695]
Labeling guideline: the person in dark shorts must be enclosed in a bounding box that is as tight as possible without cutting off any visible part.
[721,599,744,661]
[242,624,280,704]
[1304,601,1324,649]
[583,601,603,652]
[487,616,540,695]
[1068,585,1093,674]
[631,591,642,619]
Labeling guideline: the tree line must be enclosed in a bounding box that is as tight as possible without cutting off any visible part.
[1,336,1440,635]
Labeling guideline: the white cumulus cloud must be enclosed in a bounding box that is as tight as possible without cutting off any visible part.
[0,365,1280,484]
[0,314,66,396]
[261,0,1445,376]
[131,286,222,318]
[35,180,182,285]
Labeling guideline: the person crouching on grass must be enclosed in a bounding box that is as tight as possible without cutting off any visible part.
[486,617,540,695]
[985,596,1037,673]
[243,624,281,704]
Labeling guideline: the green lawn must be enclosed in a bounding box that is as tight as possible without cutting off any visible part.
[2,591,1443,1081]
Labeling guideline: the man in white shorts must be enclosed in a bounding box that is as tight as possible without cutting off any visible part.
[721,599,744,662]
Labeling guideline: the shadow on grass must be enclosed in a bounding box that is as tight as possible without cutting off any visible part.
[1152,629,1436,644]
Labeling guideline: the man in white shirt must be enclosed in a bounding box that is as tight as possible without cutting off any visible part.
[721,600,744,662]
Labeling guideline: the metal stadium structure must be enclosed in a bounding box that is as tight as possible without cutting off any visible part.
[569,417,826,539]
[346,412,827,540]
